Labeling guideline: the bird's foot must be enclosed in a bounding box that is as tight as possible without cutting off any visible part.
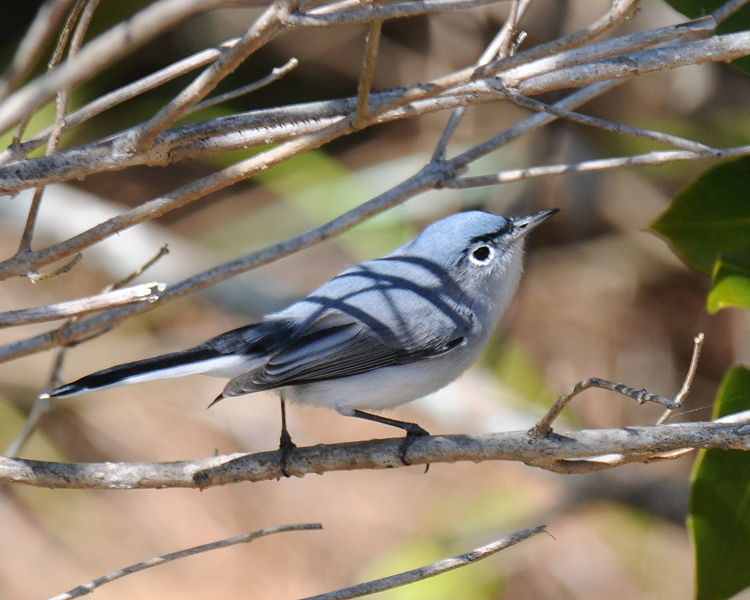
[398,423,430,469]
[278,428,297,478]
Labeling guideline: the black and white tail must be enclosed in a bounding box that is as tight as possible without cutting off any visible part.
[39,321,288,399]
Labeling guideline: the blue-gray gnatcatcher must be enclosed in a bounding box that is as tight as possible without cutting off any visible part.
[43,209,557,464]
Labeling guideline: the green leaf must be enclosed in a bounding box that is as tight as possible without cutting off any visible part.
[689,365,750,600]
[663,1,750,75]
[708,256,750,313]
[650,157,750,274]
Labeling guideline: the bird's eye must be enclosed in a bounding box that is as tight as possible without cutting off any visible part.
[469,244,494,265]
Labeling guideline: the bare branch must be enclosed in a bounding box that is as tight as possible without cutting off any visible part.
[0,0,240,136]
[1,421,748,489]
[353,19,383,130]
[0,0,77,101]
[17,0,100,256]
[529,332,710,439]
[189,57,299,114]
[288,0,507,26]
[500,88,719,155]
[0,38,244,164]
[530,378,678,439]
[445,144,750,188]
[5,246,171,457]
[515,31,750,95]
[50,524,323,600]
[657,332,706,425]
[0,283,164,328]
[129,0,295,150]
[301,526,547,600]
[0,15,719,195]
[432,0,533,160]
[714,0,750,24]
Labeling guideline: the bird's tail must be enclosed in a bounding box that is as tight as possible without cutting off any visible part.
[41,320,290,400]
[40,345,251,399]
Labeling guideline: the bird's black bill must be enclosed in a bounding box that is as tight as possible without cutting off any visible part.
[512,208,559,239]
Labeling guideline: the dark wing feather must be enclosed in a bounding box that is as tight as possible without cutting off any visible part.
[222,310,466,395]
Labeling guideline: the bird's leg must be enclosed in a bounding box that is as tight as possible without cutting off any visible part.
[278,396,296,477]
[351,409,430,466]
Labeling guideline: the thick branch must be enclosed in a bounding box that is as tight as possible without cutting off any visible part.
[1,421,747,489]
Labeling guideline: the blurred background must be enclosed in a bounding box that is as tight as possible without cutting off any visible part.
[2,1,750,598]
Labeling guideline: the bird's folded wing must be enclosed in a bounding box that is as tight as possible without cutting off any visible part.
[223,310,466,395]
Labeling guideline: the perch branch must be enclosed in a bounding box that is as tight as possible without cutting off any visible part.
[1,421,748,489]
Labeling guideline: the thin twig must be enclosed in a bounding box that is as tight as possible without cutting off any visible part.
[0,38,244,164]
[500,87,719,155]
[3,346,65,457]
[530,333,707,438]
[130,0,295,151]
[529,379,678,439]
[49,524,323,600]
[353,19,383,130]
[4,246,171,457]
[657,332,705,425]
[0,0,77,102]
[1,421,747,489]
[27,253,83,282]
[17,0,100,255]
[301,526,547,600]
[16,0,86,252]
[714,0,750,24]
[445,144,750,189]
[0,283,164,328]
[189,57,299,115]
[0,0,239,136]
[432,0,532,160]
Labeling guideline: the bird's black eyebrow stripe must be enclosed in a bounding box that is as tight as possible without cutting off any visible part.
[468,221,512,245]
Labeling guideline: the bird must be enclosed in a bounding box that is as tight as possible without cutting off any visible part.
[42,208,557,468]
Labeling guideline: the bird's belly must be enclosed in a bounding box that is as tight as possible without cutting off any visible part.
[283,349,478,415]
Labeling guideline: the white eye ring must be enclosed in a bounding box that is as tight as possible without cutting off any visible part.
[469,244,494,266]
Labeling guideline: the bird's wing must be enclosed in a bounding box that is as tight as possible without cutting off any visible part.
[221,310,467,396]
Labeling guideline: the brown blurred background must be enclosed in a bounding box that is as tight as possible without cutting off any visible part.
[2,1,750,598]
